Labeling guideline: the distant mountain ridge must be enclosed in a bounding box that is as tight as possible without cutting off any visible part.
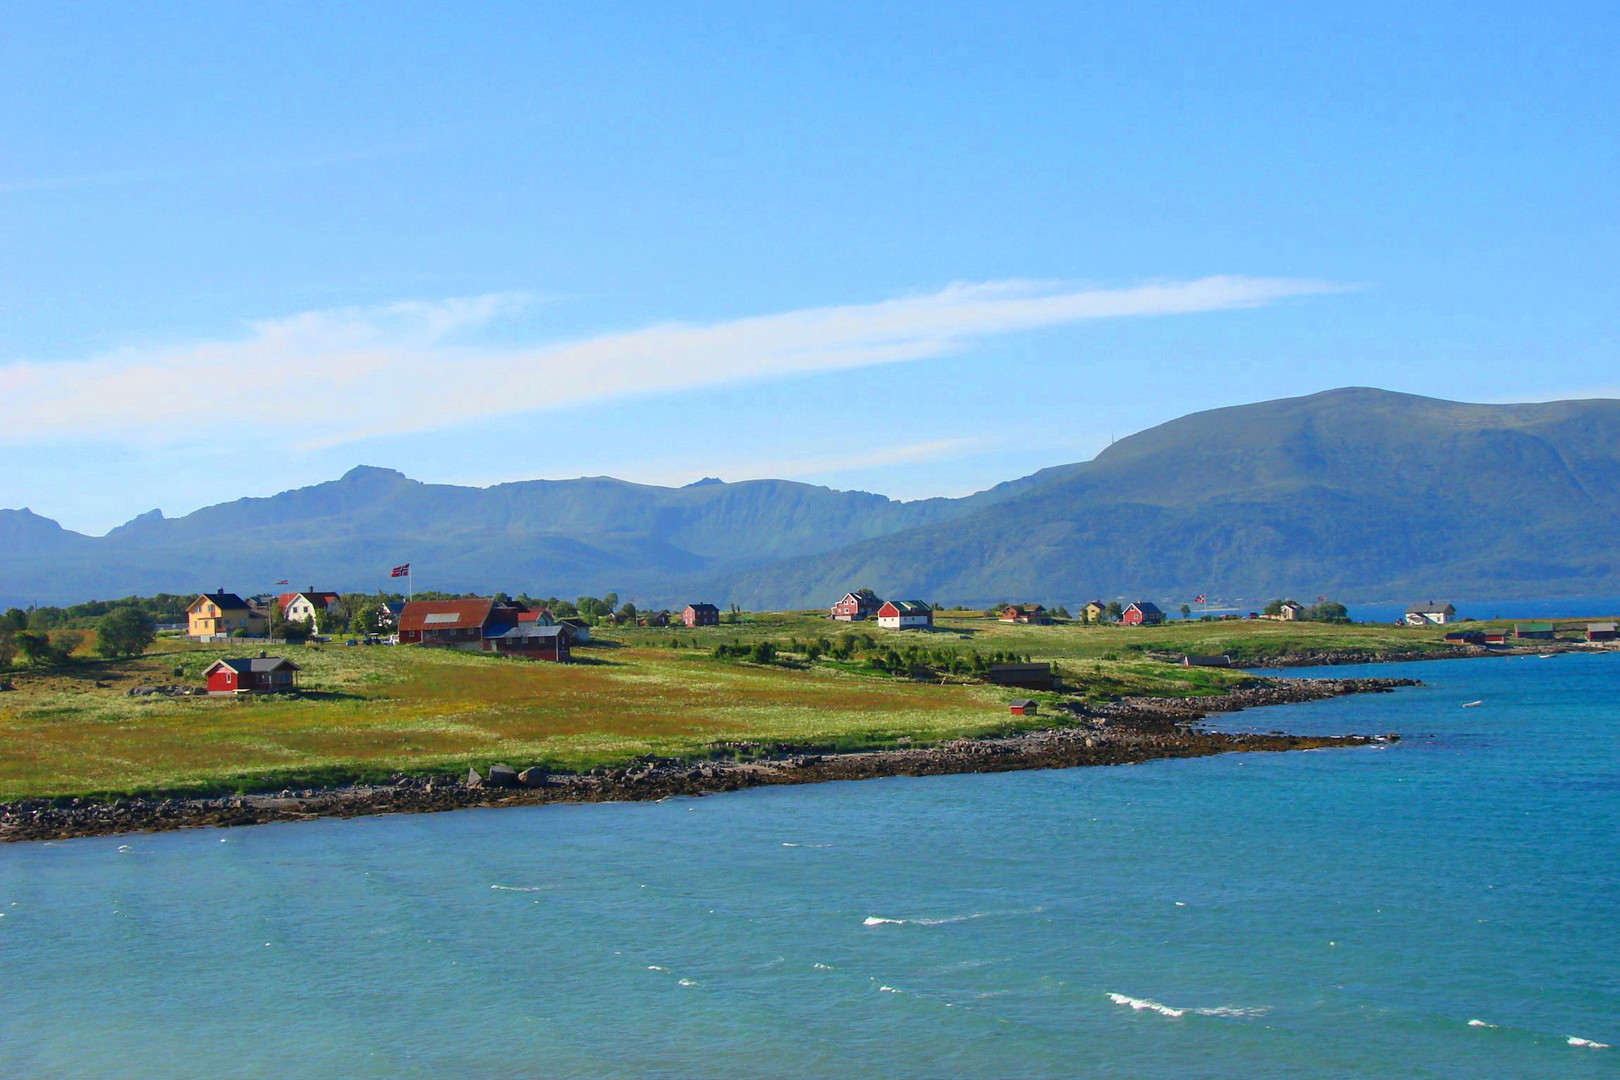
[0,464,1049,607]
[3,388,1617,608]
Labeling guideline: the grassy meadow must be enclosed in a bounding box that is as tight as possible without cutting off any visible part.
[0,612,1467,801]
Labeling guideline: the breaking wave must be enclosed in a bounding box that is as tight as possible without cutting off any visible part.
[1107,993,1185,1018]
[1107,993,1268,1020]
[1467,1019,1498,1028]
[490,885,543,892]
[1567,1037,1610,1049]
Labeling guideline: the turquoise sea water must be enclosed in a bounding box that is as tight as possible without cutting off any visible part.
[2,654,1617,1078]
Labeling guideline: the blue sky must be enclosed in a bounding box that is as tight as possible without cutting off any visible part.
[3,1,1616,533]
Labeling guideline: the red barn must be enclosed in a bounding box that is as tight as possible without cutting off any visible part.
[1000,604,1050,624]
[682,603,720,627]
[203,655,300,694]
[1120,602,1165,626]
[1007,699,1039,716]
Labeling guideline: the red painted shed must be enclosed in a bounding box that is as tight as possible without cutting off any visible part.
[203,655,301,694]
[1007,699,1039,716]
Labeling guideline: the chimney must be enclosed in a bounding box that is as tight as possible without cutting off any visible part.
[259,650,268,659]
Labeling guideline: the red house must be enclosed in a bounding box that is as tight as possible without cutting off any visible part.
[1120,602,1165,626]
[682,603,721,627]
[830,589,883,621]
[203,655,300,694]
[397,598,570,661]
[1000,604,1050,624]
[1007,699,1039,716]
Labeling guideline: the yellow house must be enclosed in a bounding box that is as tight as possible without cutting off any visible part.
[186,591,268,639]
[1083,601,1110,623]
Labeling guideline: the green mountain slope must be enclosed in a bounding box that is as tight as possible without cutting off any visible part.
[711,388,1620,607]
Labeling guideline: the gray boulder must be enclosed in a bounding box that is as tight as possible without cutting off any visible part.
[516,767,549,788]
[487,764,519,787]
[465,767,484,788]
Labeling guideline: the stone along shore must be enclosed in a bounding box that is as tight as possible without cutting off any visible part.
[0,676,1416,844]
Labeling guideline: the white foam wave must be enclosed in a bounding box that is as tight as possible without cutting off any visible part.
[878,985,903,994]
[678,978,698,987]
[864,912,993,927]
[1467,1019,1497,1028]
[490,884,542,892]
[1107,993,1185,1018]
[1568,1037,1610,1049]
[1194,1005,1270,1018]
[813,963,834,970]
[647,965,666,971]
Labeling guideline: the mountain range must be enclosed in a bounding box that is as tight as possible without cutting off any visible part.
[4,387,1618,609]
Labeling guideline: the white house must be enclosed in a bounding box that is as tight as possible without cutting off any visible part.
[1404,601,1456,626]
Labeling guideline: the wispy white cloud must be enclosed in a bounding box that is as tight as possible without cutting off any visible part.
[0,275,1344,449]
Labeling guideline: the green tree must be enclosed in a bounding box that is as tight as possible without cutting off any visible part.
[267,600,288,640]
[617,602,638,621]
[351,602,382,636]
[1106,601,1123,620]
[748,641,777,664]
[1,608,26,633]
[96,606,156,658]
[1263,599,1285,617]
[1180,604,1192,620]
[0,632,16,668]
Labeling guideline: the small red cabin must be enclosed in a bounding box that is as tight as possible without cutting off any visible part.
[203,655,300,694]
[1000,604,1050,624]
[830,589,883,621]
[1120,602,1165,626]
[1007,699,1039,716]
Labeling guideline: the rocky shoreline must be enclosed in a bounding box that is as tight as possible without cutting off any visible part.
[1247,642,1593,667]
[0,676,1416,844]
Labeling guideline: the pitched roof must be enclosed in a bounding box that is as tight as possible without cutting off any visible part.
[485,623,568,640]
[399,598,497,633]
[1589,622,1618,632]
[190,591,249,612]
[1127,601,1163,615]
[204,656,300,675]
[684,603,720,614]
[1406,601,1455,613]
[1007,699,1038,708]
[882,600,931,615]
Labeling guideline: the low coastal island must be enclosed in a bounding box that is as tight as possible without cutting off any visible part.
[3,609,1585,842]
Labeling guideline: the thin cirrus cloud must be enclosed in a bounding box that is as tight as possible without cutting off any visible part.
[0,275,1343,450]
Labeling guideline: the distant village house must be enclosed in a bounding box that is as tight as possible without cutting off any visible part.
[1587,622,1617,642]
[397,598,571,661]
[876,600,933,630]
[1278,601,1305,621]
[1083,601,1110,623]
[999,604,1051,624]
[1405,602,1456,626]
[1120,601,1164,626]
[830,589,883,621]
[682,603,721,628]
[278,589,340,627]
[187,590,268,640]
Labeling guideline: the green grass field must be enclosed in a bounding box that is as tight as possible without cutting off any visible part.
[0,613,1466,801]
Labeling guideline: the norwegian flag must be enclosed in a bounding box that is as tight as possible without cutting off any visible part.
[275,579,289,585]
[1193,594,1206,604]
[1317,595,1326,603]
[390,563,411,578]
